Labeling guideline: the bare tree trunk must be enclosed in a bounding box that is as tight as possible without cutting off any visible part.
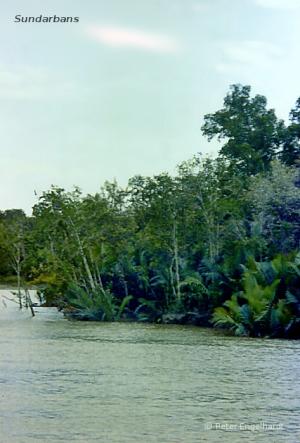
[17,269,22,308]
[172,219,181,301]
[88,249,104,290]
[68,217,95,291]
[197,188,220,264]
[25,289,35,317]
[72,269,79,284]
[169,257,176,303]
[12,244,22,309]
[120,269,129,297]
[95,265,104,290]
[49,235,55,256]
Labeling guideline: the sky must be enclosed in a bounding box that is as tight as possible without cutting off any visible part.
[0,0,300,213]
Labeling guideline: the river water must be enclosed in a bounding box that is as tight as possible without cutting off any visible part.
[0,290,299,442]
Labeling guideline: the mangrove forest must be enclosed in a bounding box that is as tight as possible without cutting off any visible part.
[1,84,300,339]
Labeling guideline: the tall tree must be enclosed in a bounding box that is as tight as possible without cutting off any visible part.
[201,84,285,175]
[281,98,300,166]
[0,210,28,305]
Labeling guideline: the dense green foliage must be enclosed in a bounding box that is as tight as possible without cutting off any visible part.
[1,84,300,338]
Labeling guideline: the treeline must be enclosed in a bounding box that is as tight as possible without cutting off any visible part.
[1,84,300,338]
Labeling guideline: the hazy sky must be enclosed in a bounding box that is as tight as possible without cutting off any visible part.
[1,0,300,213]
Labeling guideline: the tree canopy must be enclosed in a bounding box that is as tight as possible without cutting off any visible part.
[201,84,287,174]
[1,84,300,338]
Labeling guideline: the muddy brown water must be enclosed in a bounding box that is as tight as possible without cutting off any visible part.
[0,290,299,442]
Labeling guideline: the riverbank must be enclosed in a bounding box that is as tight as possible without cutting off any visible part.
[2,287,299,339]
